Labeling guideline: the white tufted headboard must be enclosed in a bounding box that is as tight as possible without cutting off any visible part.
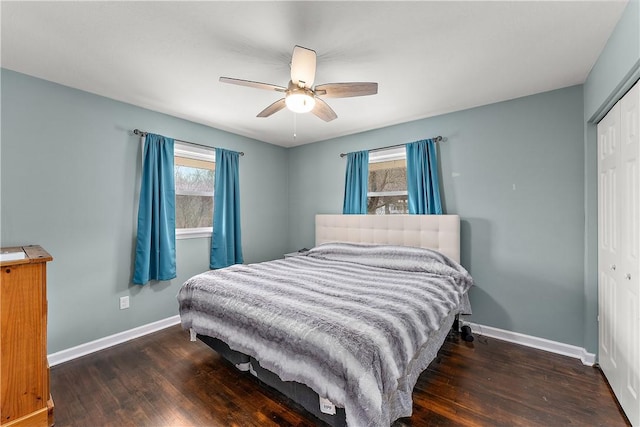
[315,214,460,263]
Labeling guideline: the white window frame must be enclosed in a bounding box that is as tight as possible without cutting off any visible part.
[174,142,215,239]
[367,147,408,214]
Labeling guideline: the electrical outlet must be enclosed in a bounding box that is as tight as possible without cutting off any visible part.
[119,296,130,310]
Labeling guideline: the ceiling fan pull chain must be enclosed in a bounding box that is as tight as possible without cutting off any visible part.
[293,112,297,141]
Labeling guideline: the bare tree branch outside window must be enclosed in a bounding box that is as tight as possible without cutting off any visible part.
[175,162,215,229]
[367,159,408,214]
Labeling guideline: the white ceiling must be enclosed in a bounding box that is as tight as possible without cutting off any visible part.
[1,1,628,148]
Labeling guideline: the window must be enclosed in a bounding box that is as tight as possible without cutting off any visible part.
[174,142,215,239]
[367,147,408,215]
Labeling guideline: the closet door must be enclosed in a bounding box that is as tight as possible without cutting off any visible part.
[598,79,640,427]
[619,81,639,425]
[598,102,621,387]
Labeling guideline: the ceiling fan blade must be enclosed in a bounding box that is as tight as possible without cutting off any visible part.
[311,98,337,122]
[220,77,286,92]
[290,46,316,88]
[314,82,378,98]
[257,98,287,118]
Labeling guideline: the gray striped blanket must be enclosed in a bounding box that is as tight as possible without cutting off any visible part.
[177,243,473,426]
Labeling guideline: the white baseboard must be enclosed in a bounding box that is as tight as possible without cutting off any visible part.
[48,315,181,367]
[464,321,597,366]
[47,315,597,368]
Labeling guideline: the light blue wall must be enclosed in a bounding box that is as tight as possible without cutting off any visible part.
[0,69,289,353]
[289,86,586,348]
[582,0,640,353]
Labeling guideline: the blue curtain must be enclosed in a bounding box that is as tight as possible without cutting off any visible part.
[133,133,176,285]
[406,139,442,214]
[342,150,369,214]
[210,148,243,269]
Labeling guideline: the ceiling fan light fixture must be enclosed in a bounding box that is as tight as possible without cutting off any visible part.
[286,88,316,113]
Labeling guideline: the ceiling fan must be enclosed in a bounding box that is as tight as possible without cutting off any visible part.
[220,45,378,122]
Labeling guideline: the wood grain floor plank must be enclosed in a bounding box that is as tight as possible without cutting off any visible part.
[50,326,630,426]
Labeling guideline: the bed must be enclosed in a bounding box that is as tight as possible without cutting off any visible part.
[177,214,473,426]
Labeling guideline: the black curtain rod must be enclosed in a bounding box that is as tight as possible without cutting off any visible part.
[133,129,245,156]
[339,136,443,158]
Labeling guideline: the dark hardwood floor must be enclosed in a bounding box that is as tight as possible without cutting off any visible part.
[50,325,629,426]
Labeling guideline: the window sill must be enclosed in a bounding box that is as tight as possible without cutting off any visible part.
[176,228,212,240]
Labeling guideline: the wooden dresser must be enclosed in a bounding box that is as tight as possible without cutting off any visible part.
[1,246,54,427]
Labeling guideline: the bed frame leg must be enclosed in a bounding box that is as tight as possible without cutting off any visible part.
[452,315,461,332]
